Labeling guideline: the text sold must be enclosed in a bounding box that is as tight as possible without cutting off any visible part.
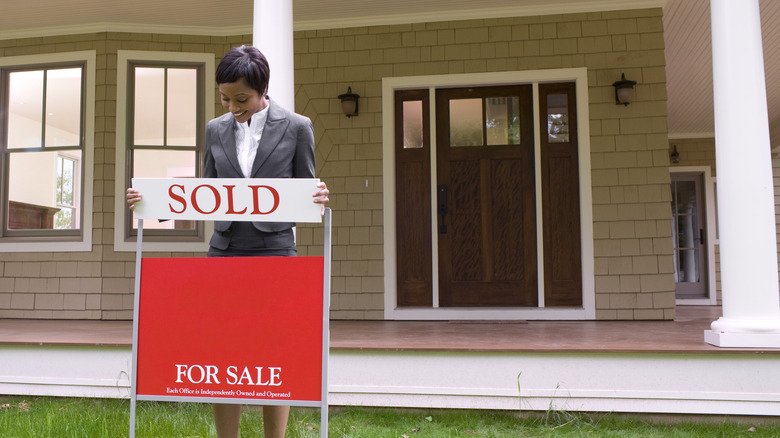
[168,184,280,216]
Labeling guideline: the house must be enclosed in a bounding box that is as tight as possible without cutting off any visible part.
[0,0,778,416]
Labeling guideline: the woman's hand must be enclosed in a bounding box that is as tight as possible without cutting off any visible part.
[313,181,330,215]
[126,188,142,211]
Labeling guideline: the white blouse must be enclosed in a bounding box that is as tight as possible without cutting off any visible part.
[234,105,269,178]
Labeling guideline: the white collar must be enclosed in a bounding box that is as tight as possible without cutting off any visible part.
[236,104,269,131]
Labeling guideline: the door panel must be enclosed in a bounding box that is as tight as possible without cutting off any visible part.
[436,85,538,307]
[447,159,483,283]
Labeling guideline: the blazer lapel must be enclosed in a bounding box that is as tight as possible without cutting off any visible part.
[251,100,289,177]
[218,115,243,177]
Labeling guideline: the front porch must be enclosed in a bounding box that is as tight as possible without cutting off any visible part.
[1,306,778,416]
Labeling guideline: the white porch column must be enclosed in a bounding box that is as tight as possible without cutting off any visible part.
[706,0,780,347]
[253,0,295,110]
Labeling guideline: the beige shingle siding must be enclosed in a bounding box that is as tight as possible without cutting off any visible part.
[293,8,674,320]
[1,7,681,320]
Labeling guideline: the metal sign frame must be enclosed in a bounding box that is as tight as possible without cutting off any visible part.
[128,206,331,437]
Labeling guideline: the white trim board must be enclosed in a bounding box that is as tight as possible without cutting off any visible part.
[0,0,667,40]
[328,350,780,416]
[0,345,131,399]
[294,0,667,31]
[3,345,780,416]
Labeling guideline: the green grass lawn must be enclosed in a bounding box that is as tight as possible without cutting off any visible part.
[0,396,778,437]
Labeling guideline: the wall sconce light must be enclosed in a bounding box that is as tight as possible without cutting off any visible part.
[612,73,637,106]
[338,86,360,117]
[670,145,680,164]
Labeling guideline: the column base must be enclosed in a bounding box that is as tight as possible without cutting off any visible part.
[704,330,780,348]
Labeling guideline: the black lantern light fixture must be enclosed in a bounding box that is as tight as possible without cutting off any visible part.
[338,86,360,117]
[612,73,637,106]
[670,145,680,164]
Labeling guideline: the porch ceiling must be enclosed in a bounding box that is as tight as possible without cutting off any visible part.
[1,0,779,142]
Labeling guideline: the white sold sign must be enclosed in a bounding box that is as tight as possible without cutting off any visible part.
[131,178,322,223]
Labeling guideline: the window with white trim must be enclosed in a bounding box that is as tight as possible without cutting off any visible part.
[114,51,215,252]
[0,51,95,251]
[128,64,201,235]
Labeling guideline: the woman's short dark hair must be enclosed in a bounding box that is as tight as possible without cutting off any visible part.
[216,45,270,95]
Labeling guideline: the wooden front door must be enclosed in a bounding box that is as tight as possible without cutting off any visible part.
[435,86,538,307]
[394,82,583,309]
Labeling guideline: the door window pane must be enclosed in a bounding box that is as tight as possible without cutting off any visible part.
[547,93,569,143]
[674,181,697,215]
[402,100,424,149]
[449,98,483,146]
[450,96,523,147]
[671,179,702,286]
[486,97,520,145]
[677,249,700,283]
[7,70,44,149]
[674,210,699,250]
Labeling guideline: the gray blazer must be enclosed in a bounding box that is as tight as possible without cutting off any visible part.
[204,98,316,240]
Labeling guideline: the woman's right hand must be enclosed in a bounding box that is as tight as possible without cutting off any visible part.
[126,188,142,211]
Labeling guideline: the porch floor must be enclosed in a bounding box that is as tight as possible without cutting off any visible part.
[0,306,775,354]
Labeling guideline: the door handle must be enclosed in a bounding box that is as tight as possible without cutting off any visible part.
[437,185,448,215]
[437,185,448,233]
[699,228,704,245]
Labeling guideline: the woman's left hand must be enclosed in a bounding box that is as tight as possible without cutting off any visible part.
[313,181,330,215]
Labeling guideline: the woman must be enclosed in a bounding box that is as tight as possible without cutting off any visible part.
[127,45,329,438]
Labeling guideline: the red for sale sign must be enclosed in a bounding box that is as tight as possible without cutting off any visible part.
[136,256,324,403]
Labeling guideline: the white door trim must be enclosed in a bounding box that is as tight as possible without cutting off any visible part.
[382,69,595,320]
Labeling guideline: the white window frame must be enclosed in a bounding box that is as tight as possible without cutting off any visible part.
[114,50,215,252]
[0,50,95,252]
[382,68,595,321]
